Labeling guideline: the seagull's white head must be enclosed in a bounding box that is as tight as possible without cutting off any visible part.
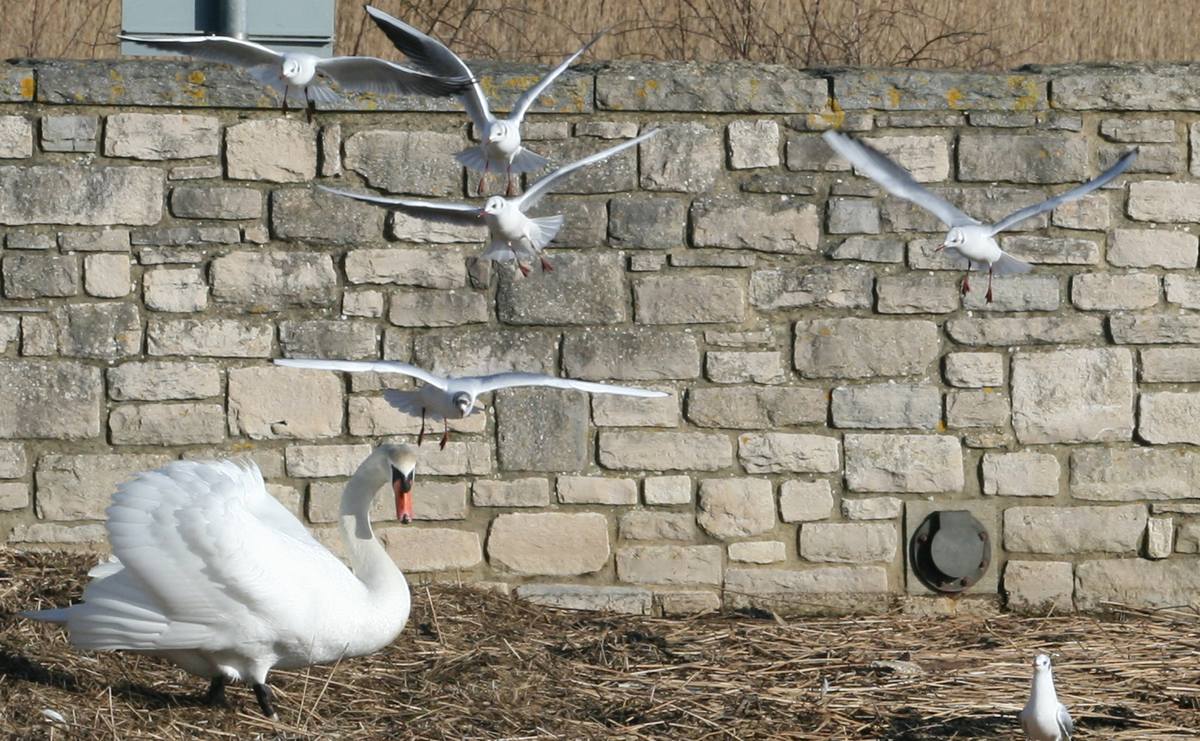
[487,122,509,143]
[1033,654,1052,673]
[483,196,507,216]
[451,391,474,418]
[281,56,303,81]
[380,444,417,524]
[943,227,967,250]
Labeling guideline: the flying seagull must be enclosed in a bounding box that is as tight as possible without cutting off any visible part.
[822,130,1137,303]
[118,33,469,117]
[1019,654,1074,741]
[365,5,603,195]
[321,128,658,276]
[274,358,668,449]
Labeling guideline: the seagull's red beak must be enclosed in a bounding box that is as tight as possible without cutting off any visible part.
[392,466,414,524]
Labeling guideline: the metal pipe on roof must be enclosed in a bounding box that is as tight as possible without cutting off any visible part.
[219,0,248,39]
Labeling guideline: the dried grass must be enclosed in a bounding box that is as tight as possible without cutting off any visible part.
[3,548,1199,739]
[2,0,1199,67]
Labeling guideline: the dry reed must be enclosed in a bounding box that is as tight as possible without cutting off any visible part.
[2,0,1199,68]
[3,548,1199,739]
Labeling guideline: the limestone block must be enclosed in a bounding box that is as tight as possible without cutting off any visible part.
[170,186,262,220]
[558,476,637,505]
[279,320,378,360]
[2,254,77,298]
[104,113,219,160]
[227,367,343,440]
[738,433,840,474]
[697,477,775,539]
[692,195,819,253]
[635,275,745,324]
[516,585,650,615]
[600,431,732,471]
[727,120,780,168]
[844,434,964,493]
[144,268,208,312]
[226,119,316,182]
[1004,504,1147,554]
[1107,228,1197,267]
[472,478,551,507]
[831,384,941,429]
[1075,558,1200,611]
[1004,561,1073,613]
[618,511,697,540]
[800,522,898,563]
[643,475,692,505]
[1071,273,1160,311]
[499,252,627,325]
[751,265,873,310]
[780,480,835,522]
[1011,349,1134,444]
[211,252,338,311]
[706,352,786,384]
[616,545,722,585]
[608,194,688,249]
[564,328,700,380]
[0,360,101,440]
[958,134,1087,183]
[83,253,131,298]
[487,512,610,575]
[639,122,722,192]
[344,130,460,196]
[147,318,272,358]
[729,541,786,564]
[687,387,827,429]
[380,527,482,573]
[944,352,1004,388]
[982,451,1059,497]
[496,388,588,472]
[795,318,939,379]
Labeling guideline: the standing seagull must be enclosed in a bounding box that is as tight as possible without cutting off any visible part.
[274,358,668,449]
[118,33,468,117]
[321,129,658,276]
[822,131,1136,303]
[365,5,603,195]
[1019,654,1074,740]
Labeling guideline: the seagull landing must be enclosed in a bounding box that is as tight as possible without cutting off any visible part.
[364,5,604,195]
[274,358,668,449]
[320,129,658,277]
[823,131,1137,303]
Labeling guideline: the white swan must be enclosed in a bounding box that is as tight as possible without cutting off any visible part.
[23,444,417,719]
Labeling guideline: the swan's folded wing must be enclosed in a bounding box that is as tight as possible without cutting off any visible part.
[474,372,669,397]
[105,460,351,642]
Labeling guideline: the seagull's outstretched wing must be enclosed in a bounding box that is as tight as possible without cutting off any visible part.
[518,129,659,211]
[274,358,448,390]
[364,5,491,128]
[822,130,977,228]
[317,186,483,226]
[987,149,1137,235]
[473,372,668,397]
[118,34,281,68]
[316,56,468,97]
[1057,703,1075,739]
[510,30,604,123]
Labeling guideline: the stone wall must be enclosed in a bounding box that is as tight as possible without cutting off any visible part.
[3,59,1200,615]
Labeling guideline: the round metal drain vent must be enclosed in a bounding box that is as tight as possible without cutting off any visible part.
[910,510,990,593]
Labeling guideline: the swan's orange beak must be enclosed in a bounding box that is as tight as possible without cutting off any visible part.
[392,467,414,524]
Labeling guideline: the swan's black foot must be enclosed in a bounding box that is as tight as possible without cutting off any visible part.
[205,676,227,707]
[253,682,278,720]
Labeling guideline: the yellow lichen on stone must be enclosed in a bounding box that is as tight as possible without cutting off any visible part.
[478,76,499,100]
[1009,76,1041,111]
[188,70,206,85]
[18,75,34,100]
[813,98,846,129]
[502,74,541,91]
[946,88,965,109]
[887,87,901,108]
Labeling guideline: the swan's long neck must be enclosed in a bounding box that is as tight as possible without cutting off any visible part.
[339,456,407,595]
